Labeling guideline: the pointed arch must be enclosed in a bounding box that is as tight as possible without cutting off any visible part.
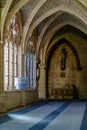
[46,38,82,71]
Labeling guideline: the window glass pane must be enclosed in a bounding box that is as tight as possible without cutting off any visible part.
[33,53,36,88]
[4,15,20,90]
[26,52,36,89]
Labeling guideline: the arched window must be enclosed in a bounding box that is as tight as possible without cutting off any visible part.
[26,52,36,89]
[25,35,36,89]
[4,15,21,90]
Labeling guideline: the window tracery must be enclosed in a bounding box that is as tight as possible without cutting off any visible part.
[25,34,36,89]
[4,15,21,90]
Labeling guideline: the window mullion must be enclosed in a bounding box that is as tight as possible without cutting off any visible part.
[16,46,18,77]
[8,41,10,87]
[12,42,14,87]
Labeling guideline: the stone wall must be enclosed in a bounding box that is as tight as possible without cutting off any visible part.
[0,90,38,112]
[48,42,77,98]
[47,33,87,99]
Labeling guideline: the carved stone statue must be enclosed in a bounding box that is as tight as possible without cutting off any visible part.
[60,48,67,71]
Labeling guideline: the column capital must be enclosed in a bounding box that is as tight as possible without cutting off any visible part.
[40,64,46,69]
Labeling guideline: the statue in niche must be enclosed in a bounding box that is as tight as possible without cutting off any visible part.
[60,48,67,71]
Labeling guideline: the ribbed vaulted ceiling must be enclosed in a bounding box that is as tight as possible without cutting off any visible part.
[1,0,87,53]
[0,0,7,7]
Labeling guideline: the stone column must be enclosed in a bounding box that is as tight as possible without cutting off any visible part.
[38,64,46,99]
[21,53,25,77]
[0,39,6,112]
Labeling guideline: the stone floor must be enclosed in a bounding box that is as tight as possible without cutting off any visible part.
[0,100,87,130]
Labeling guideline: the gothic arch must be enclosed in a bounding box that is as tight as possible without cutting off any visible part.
[46,38,82,71]
[24,1,87,51]
[42,24,87,57]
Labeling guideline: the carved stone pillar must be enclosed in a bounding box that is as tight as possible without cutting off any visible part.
[0,40,6,112]
[38,64,46,99]
[21,53,25,77]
